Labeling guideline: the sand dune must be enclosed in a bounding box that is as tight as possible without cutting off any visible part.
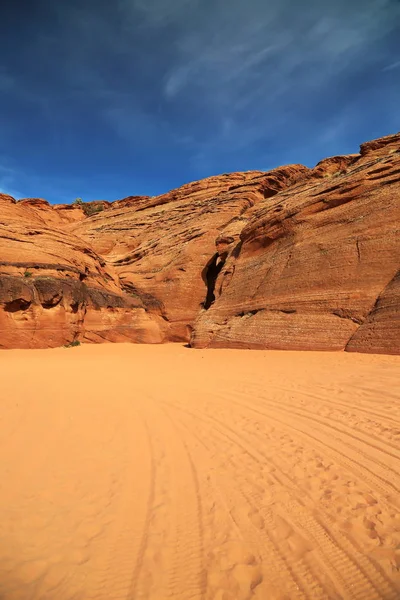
[0,344,399,599]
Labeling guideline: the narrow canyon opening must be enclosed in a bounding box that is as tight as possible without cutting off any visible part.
[203,253,225,310]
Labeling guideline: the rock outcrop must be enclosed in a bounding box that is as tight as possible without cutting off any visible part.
[70,168,310,341]
[0,196,165,348]
[0,132,399,352]
[191,133,400,354]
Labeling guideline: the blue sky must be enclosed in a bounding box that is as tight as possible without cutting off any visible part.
[0,0,399,203]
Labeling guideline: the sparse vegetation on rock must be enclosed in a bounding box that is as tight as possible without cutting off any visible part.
[73,198,105,217]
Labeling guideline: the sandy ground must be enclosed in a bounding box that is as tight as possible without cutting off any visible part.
[0,344,399,600]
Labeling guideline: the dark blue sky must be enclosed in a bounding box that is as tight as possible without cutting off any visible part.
[1,0,399,203]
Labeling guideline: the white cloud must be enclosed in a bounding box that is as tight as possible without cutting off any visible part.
[383,60,400,71]
[152,0,399,157]
[2,0,399,184]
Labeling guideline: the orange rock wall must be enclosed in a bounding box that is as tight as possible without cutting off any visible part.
[191,134,400,354]
[1,132,399,352]
[0,196,165,348]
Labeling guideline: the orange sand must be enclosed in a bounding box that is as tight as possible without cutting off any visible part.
[0,344,399,599]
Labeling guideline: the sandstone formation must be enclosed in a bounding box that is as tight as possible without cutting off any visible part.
[0,195,165,348]
[70,168,309,341]
[191,133,400,354]
[0,132,399,352]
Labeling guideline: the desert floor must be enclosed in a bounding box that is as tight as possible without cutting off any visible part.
[0,344,399,600]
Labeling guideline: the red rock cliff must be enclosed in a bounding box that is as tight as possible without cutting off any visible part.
[0,132,399,352]
[191,133,400,354]
[0,196,166,348]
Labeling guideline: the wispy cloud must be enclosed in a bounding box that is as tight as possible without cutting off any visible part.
[17,0,397,150]
[383,59,400,71]
[159,2,397,114]
[135,0,397,170]
[0,0,399,197]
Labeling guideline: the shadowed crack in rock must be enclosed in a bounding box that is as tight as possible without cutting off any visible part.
[203,253,226,310]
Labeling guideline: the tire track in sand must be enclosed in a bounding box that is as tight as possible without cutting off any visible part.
[158,392,399,599]
[130,395,205,600]
[215,391,400,598]
[93,411,156,600]
[224,389,400,504]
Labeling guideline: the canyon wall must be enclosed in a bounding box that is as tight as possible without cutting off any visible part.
[0,195,165,348]
[191,133,400,354]
[1,132,399,352]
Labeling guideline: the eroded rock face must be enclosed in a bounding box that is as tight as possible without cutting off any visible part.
[71,167,310,341]
[346,271,400,354]
[191,133,400,354]
[15,197,87,225]
[360,132,400,156]
[111,195,151,209]
[1,132,399,352]
[0,197,166,348]
[0,275,163,348]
